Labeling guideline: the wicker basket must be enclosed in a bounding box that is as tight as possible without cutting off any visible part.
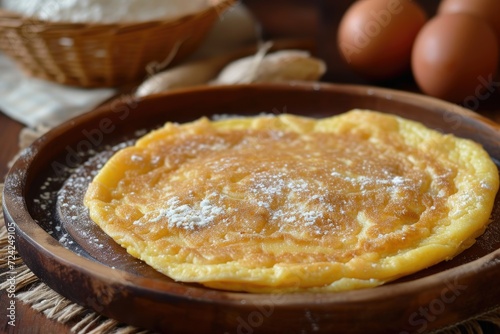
[0,0,234,88]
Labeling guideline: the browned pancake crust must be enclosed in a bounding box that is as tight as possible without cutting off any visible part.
[84,110,499,292]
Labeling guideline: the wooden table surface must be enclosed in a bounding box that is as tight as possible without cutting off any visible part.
[1,1,499,333]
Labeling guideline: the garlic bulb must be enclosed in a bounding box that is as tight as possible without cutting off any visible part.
[212,49,327,85]
[136,54,234,97]
[135,41,326,98]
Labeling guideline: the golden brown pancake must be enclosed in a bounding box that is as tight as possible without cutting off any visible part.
[84,110,499,292]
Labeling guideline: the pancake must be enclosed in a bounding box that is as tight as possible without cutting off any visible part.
[83,110,499,293]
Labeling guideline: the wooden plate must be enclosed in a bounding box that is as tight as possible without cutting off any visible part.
[3,83,500,334]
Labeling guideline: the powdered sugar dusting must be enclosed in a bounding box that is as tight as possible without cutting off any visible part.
[330,171,413,192]
[140,193,224,230]
[128,130,423,236]
[56,141,134,252]
[247,171,336,234]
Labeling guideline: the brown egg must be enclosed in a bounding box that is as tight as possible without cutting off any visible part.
[337,0,427,80]
[438,0,500,47]
[411,13,499,103]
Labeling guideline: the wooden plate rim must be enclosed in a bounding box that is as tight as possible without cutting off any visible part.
[3,82,500,330]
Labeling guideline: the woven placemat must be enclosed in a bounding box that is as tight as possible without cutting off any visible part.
[1,128,499,334]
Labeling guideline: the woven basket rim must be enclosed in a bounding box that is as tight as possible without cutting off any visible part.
[0,0,234,31]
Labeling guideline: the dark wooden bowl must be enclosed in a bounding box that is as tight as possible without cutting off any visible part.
[3,83,500,334]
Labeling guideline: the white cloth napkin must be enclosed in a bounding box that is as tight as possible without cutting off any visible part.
[0,54,116,128]
[0,2,259,128]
